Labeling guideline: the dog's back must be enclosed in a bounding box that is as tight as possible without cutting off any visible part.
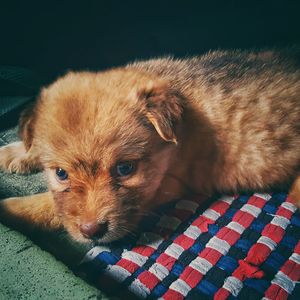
[129,50,300,191]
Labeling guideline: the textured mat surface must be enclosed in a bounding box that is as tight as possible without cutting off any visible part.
[0,223,102,300]
[80,193,300,299]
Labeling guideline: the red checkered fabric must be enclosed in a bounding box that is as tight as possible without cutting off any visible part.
[80,193,300,299]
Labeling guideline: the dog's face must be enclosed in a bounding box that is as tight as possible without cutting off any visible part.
[34,70,184,243]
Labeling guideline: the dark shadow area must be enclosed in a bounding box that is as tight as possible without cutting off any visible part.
[1,1,299,128]
[1,1,300,79]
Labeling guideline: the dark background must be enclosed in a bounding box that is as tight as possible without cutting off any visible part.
[0,0,299,128]
[1,0,300,80]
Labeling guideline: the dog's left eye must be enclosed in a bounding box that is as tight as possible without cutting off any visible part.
[56,168,68,181]
[116,161,136,177]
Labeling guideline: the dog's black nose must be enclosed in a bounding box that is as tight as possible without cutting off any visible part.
[80,221,108,240]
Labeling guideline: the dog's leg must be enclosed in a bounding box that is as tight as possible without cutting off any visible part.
[0,141,42,174]
[0,192,62,231]
[289,175,300,207]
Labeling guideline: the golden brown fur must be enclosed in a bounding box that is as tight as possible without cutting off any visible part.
[0,49,300,243]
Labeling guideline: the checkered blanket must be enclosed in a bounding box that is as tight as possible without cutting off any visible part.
[80,193,300,299]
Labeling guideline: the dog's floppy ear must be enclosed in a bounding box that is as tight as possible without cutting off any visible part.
[137,81,184,144]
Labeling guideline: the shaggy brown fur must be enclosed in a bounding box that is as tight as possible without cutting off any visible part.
[0,49,300,243]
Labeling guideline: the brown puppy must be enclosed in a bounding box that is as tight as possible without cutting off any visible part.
[0,49,300,243]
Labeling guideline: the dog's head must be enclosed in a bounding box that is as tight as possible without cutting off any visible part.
[34,69,185,243]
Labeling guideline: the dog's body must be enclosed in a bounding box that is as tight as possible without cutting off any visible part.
[1,49,300,243]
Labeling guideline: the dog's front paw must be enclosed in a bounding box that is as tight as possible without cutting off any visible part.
[0,142,23,172]
[0,141,41,174]
[6,156,32,174]
[0,193,62,231]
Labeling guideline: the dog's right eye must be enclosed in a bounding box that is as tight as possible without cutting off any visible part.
[116,161,136,177]
[56,168,68,181]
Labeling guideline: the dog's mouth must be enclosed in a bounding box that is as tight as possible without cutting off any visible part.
[79,221,108,240]
[60,198,143,244]
[74,219,136,244]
